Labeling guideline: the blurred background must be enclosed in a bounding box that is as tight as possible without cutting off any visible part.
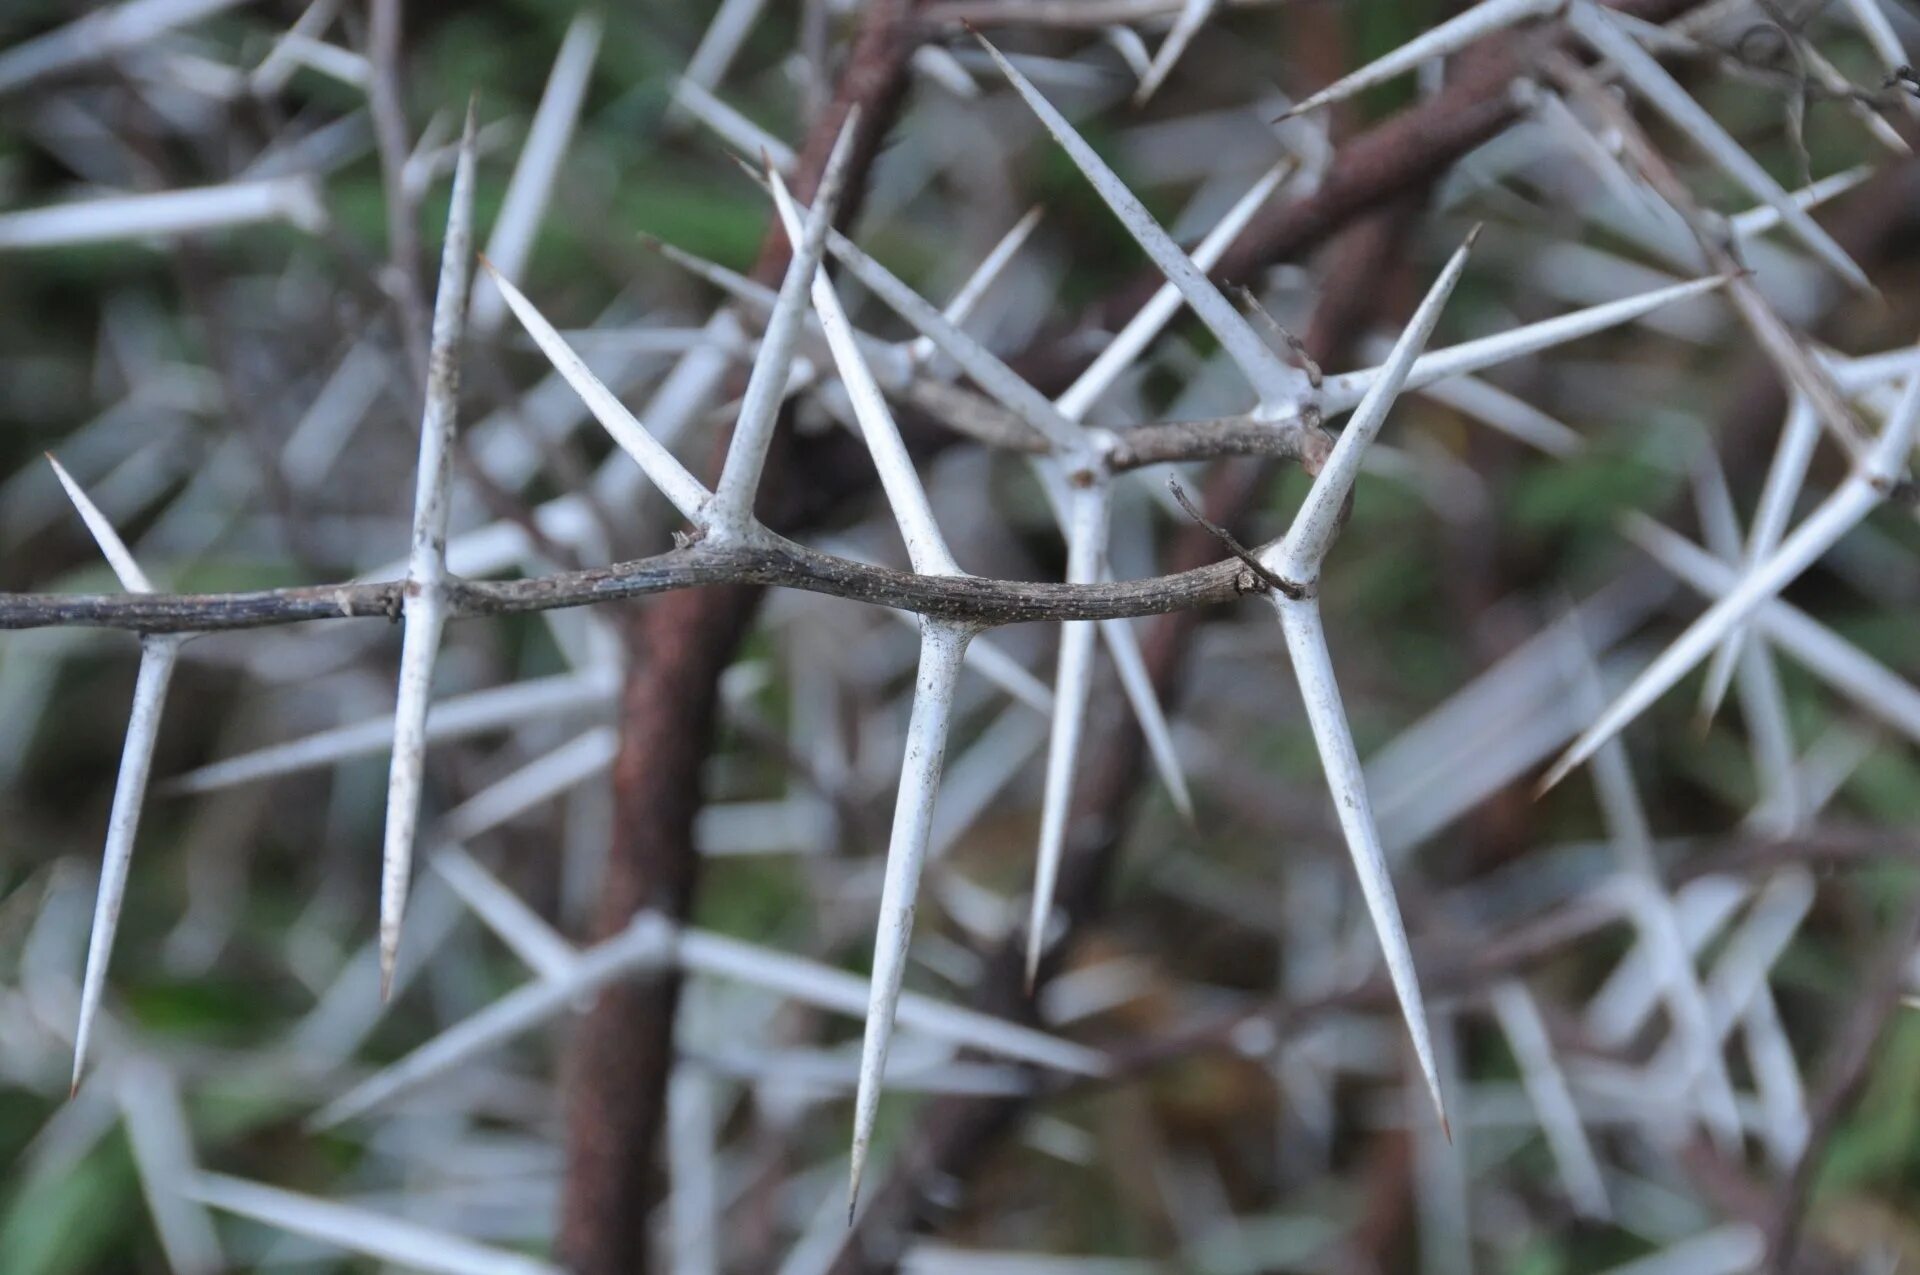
[5,0,1920,1271]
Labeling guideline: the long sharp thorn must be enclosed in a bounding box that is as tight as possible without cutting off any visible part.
[73,640,179,1092]
[849,622,970,1217]
[674,77,797,171]
[1567,633,1747,1150]
[1490,980,1611,1219]
[163,669,615,796]
[770,180,1085,455]
[1247,233,1474,1138]
[315,915,667,1128]
[379,102,479,998]
[46,454,153,593]
[1315,274,1731,414]
[1690,448,1800,826]
[975,33,1308,408]
[47,455,178,1091]
[1277,598,1448,1133]
[710,111,860,538]
[910,205,1044,365]
[1727,166,1875,242]
[644,235,781,314]
[1566,1,1874,294]
[768,171,961,575]
[484,262,712,523]
[118,1058,225,1274]
[1026,482,1109,988]
[187,1173,563,1275]
[1271,226,1477,578]
[1277,0,1557,121]
[1056,162,1288,423]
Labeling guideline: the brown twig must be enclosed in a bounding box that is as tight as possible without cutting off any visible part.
[1,528,1299,634]
[1166,477,1303,598]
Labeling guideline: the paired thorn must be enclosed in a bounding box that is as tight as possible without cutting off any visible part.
[1253,233,1477,1138]
[708,110,860,539]
[975,31,1310,409]
[377,102,479,997]
[47,454,183,1092]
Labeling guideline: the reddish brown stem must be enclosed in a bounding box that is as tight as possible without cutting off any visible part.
[556,5,928,1271]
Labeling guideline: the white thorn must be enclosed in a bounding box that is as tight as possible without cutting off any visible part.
[1489,980,1611,1219]
[48,456,181,1090]
[187,1172,561,1275]
[1543,357,1920,790]
[1696,395,1819,724]
[73,638,182,1091]
[46,454,154,593]
[1056,161,1290,423]
[977,32,1309,408]
[1540,480,1878,793]
[0,176,327,248]
[709,112,861,539]
[673,77,796,172]
[379,103,480,998]
[849,621,971,1214]
[314,914,670,1127]
[468,11,603,333]
[1627,518,1920,749]
[116,1058,225,1275]
[1276,596,1448,1136]
[1099,613,1193,820]
[484,264,713,524]
[769,171,963,577]
[908,205,1044,367]
[1316,274,1730,415]
[1279,0,1558,121]
[1270,226,1476,580]
[782,185,1085,456]
[162,667,615,795]
[1026,481,1110,986]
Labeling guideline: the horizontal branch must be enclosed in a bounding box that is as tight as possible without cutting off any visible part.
[1,533,1274,635]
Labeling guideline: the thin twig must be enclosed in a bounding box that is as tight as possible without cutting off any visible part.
[1166,478,1301,598]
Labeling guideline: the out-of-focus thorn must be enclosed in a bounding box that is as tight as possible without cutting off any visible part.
[1276,0,1558,122]
[1133,0,1217,104]
[468,11,603,333]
